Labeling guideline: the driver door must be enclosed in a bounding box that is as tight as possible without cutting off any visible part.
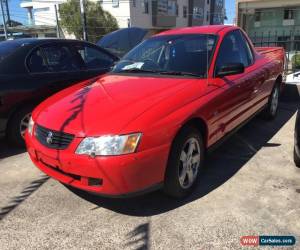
[212,30,255,141]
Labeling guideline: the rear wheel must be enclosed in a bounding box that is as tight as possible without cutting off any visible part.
[261,84,280,120]
[164,126,204,198]
[7,106,33,147]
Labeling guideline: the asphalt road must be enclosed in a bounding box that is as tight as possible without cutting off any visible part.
[0,102,300,250]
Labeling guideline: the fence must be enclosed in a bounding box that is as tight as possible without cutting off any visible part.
[249,31,300,74]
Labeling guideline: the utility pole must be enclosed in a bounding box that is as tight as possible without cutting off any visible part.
[0,0,8,40]
[80,0,88,41]
[54,4,60,38]
[4,0,10,26]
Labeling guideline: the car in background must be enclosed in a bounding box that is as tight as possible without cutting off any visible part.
[97,27,151,58]
[294,110,300,167]
[0,38,119,146]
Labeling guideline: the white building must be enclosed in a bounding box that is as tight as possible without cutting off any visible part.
[20,0,224,34]
[20,0,64,26]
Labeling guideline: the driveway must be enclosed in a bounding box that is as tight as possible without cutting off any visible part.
[0,101,299,250]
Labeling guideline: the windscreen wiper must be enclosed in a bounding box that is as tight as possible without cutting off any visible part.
[120,68,159,74]
[158,71,203,77]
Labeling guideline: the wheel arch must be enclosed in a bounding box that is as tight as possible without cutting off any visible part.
[5,99,38,133]
[275,74,283,92]
[171,116,209,151]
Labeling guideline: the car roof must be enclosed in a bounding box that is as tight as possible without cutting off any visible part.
[156,25,237,37]
[0,38,87,47]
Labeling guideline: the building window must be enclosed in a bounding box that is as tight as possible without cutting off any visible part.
[133,0,136,7]
[142,0,149,14]
[206,11,209,22]
[193,7,203,19]
[112,0,119,8]
[207,0,209,4]
[284,9,294,20]
[216,0,223,8]
[183,6,187,18]
[255,11,261,22]
[176,3,179,16]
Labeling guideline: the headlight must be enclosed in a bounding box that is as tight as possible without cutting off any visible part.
[27,117,35,136]
[75,133,142,156]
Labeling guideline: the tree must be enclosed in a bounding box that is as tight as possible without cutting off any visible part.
[59,0,119,43]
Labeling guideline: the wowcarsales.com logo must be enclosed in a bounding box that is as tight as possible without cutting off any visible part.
[240,236,296,247]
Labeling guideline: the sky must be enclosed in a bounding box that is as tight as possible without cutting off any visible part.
[8,0,28,25]
[5,0,236,26]
[225,0,235,25]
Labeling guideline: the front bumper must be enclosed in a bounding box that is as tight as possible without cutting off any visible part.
[25,132,170,196]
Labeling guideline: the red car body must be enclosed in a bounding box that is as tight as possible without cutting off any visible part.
[25,26,285,197]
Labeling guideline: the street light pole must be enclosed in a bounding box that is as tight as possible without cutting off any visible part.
[0,0,8,40]
[80,0,88,41]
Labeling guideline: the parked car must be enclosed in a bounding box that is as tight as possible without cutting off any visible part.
[97,27,150,58]
[0,38,119,146]
[25,26,285,198]
[294,110,300,167]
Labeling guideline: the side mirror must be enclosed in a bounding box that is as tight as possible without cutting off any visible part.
[216,63,245,78]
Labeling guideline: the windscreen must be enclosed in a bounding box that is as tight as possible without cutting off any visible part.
[112,34,217,78]
[97,27,148,58]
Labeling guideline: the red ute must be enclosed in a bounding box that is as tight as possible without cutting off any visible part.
[25,26,285,198]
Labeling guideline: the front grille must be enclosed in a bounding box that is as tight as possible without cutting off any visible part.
[35,125,74,150]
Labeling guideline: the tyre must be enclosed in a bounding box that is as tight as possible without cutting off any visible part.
[294,147,300,168]
[164,126,204,198]
[261,83,280,120]
[7,106,33,147]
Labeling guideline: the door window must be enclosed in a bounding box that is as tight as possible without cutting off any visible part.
[27,48,49,73]
[239,31,254,65]
[41,45,80,72]
[28,45,81,73]
[215,30,252,74]
[74,44,114,70]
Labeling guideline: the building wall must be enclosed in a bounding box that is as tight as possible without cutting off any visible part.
[176,0,189,27]
[210,0,224,24]
[129,0,154,29]
[100,0,131,28]
[236,0,300,51]
[130,0,190,30]
[20,0,65,26]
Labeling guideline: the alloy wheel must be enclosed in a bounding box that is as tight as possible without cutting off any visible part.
[20,113,31,138]
[270,87,279,116]
[178,137,201,189]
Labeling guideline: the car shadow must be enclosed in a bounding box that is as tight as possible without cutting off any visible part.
[66,101,298,217]
[0,139,26,159]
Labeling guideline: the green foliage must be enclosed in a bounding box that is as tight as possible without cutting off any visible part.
[292,54,300,69]
[59,0,119,43]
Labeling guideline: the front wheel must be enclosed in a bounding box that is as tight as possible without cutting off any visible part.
[164,126,204,198]
[7,106,33,147]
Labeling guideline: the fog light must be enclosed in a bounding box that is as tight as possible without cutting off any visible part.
[88,178,103,186]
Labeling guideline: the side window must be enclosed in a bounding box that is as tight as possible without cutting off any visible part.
[28,45,81,73]
[74,45,114,70]
[27,48,49,73]
[215,30,251,74]
[41,45,80,72]
[240,31,254,65]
